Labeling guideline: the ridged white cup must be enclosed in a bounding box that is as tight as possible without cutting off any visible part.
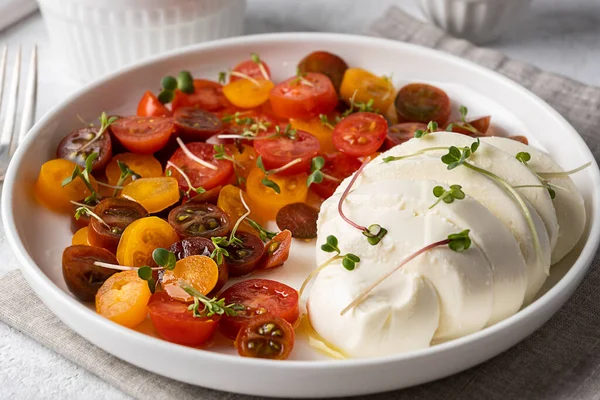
[37,0,246,82]
[419,0,534,44]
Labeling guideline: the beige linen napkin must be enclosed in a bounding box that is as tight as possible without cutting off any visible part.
[2,7,600,400]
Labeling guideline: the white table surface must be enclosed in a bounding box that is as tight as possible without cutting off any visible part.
[0,0,598,398]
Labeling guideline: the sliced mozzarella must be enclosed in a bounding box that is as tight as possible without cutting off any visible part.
[482,136,586,264]
[334,152,551,303]
[315,188,494,342]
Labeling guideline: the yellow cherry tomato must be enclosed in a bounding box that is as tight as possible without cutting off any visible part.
[35,159,98,213]
[105,153,163,187]
[120,177,179,213]
[245,167,308,221]
[116,216,179,267]
[96,270,151,328]
[223,79,274,109]
[72,227,90,246]
[161,255,219,302]
[340,68,395,113]
[290,117,336,154]
[228,145,258,183]
[217,184,264,232]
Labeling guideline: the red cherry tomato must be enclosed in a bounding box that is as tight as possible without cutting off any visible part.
[219,279,299,340]
[395,83,451,125]
[220,109,278,136]
[384,122,428,150]
[446,116,491,136]
[147,291,219,347]
[137,91,172,117]
[166,142,233,191]
[311,152,361,199]
[260,230,292,270]
[171,79,232,112]
[253,130,320,176]
[509,135,529,145]
[332,112,387,157]
[111,116,174,154]
[235,314,295,360]
[269,72,338,119]
[230,59,271,83]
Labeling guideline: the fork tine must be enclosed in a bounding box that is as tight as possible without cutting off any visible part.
[0,46,7,113]
[16,45,37,148]
[1,46,21,155]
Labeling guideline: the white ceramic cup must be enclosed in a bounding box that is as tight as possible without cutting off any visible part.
[37,0,247,82]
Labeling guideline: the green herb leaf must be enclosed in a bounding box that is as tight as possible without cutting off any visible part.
[158,90,174,104]
[181,282,243,318]
[459,105,468,122]
[250,53,260,64]
[261,177,281,194]
[161,76,177,91]
[321,235,340,254]
[342,257,356,270]
[246,218,277,242]
[516,151,531,164]
[548,187,556,199]
[218,71,227,84]
[447,229,471,252]
[433,185,445,198]
[152,248,176,271]
[137,266,153,280]
[363,224,388,245]
[256,156,266,173]
[177,70,194,94]
[471,138,480,153]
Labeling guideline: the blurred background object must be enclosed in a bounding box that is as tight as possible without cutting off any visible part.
[0,0,37,31]
[36,0,246,82]
[418,0,534,44]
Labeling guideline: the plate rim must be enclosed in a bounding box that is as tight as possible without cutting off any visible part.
[3,31,600,372]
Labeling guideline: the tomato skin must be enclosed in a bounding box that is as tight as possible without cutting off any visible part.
[172,79,232,112]
[219,279,299,340]
[173,107,223,140]
[339,68,395,113]
[62,245,117,302]
[223,79,274,109]
[148,291,219,347]
[269,72,338,119]
[166,142,234,191]
[509,135,529,145]
[137,91,172,117]
[395,83,451,125]
[260,230,292,269]
[230,59,271,82]
[446,116,491,136]
[276,203,318,239]
[298,51,348,93]
[253,130,320,176]
[111,116,174,154]
[332,112,388,157]
[384,122,428,150]
[236,314,295,360]
[311,152,361,199]
[56,127,112,172]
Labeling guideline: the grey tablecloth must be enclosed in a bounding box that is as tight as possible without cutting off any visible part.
[2,6,600,400]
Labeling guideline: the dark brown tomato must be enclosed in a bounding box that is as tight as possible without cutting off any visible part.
[56,127,112,172]
[276,203,319,239]
[385,122,428,150]
[168,203,231,239]
[168,237,229,296]
[183,185,223,205]
[88,198,148,254]
[297,51,349,93]
[235,314,295,360]
[173,107,223,141]
[70,197,101,233]
[395,83,451,125]
[62,245,118,302]
[259,230,292,270]
[224,232,265,277]
[446,116,491,137]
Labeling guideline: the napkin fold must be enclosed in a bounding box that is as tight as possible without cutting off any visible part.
[2,6,600,400]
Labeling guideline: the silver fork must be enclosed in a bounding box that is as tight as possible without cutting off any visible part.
[0,45,38,181]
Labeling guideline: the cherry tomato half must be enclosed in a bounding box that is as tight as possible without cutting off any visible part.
[236,314,295,360]
[167,142,234,191]
[167,203,231,239]
[395,83,451,125]
[62,245,117,302]
[172,79,232,112]
[310,152,361,199]
[260,230,292,270]
[173,107,223,140]
[339,68,395,113]
[332,112,387,157]
[219,279,299,340]
[446,116,491,136]
[269,72,338,119]
[148,291,218,347]
[137,91,171,117]
[275,203,318,239]
[111,116,174,154]
[384,122,428,150]
[224,231,265,277]
[298,51,348,93]
[230,58,271,83]
[96,270,151,328]
[223,79,274,109]
[56,127,112,172]
[253,130,320,176]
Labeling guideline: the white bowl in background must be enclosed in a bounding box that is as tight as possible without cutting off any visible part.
[37,0,246,82]
[418,0,534,44]
[3,33,600,397]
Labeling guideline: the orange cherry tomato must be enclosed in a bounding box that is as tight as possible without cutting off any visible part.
[35,159,98,213]
[260,230,292,269]
[290,116,336,154]
[228,145,258,183]
[72,227,90,246]
[171,79,232,112]
[120,177,180,213]
[269,72,338,119]
[111,116,174,155]
[236,314,295,360]
[394,83,451,125]
[340,68,395,113]
[105,153,163,187]
[137,91,172,117]
[161,255,219,302]
[116,216,180,267]
[96,270,152,328]
[217,184,264,231]
[230,58,271,83]
[245,167,308,221]
[148,291,219,347]
[223,79,274,109]
[332,112,388,157]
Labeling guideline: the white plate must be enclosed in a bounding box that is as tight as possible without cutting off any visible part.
[3,33,600,398]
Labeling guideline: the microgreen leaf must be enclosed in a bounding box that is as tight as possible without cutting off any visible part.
[430,184,465,209]
[447,229,471,252]
[152,248,176,271]
[137,266,156,293]
[471,138,480,153]
[177,70,194,94]
[158,90,174,104]
[320,235,341,254]
[113,161,141,196]
[319,114,335,130]
[181,281,244,318]
[363,224,388,245]
[433,185,445,197]
[246,218,278,242]
[250,53,260,64]
[306,156,326,187]
[218,71,227,84]
[161,76,177,91]
[548,187,556,199]
[414,121,439,138]
[261,177,281,194]
[459,105,468,122]
[516,151,531,164]
[256,156,266,173]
